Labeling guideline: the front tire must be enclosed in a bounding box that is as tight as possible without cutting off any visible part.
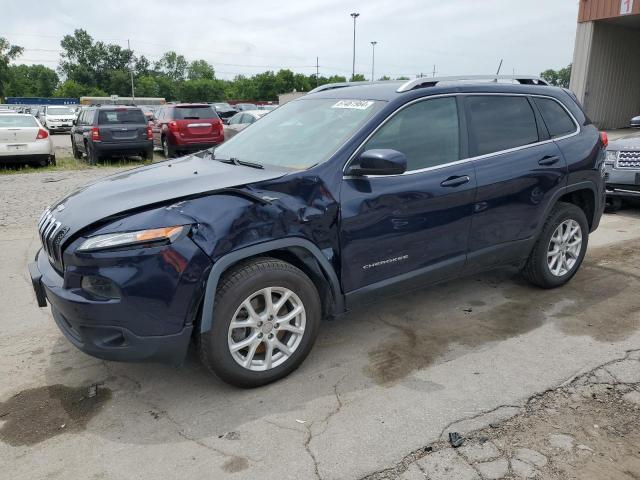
[198,258,321,388]
[522,202,589,288]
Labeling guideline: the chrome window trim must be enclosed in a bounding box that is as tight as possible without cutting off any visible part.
[342,92,581,179]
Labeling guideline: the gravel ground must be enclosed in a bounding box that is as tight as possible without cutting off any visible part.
[0,168,125,230]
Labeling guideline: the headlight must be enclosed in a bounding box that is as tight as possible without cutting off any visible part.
[605,151,618,164]
[77,225,186,252]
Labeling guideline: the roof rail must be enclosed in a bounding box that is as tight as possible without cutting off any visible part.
[307,80,399,95]
[396,75,549,93]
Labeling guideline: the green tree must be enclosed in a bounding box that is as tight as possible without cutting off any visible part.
[540,64,572,88]
[155,51,188,82]
[350,73,366,82]
[178,79,225,102]
[395,76,410,80]
[135,75,160,97]
[187,60,215,80]
[378,75,391,81]
[54,79,106,98]
[0,37,24,98]
[6,64,59,97]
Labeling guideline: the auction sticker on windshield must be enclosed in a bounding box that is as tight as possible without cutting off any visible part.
[332,100,375,110]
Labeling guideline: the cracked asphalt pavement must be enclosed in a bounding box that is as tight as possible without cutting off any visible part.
[1,167,639,479]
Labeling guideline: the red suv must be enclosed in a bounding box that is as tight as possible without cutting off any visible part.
[152,104,224,157]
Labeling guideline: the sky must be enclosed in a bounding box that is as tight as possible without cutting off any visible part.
[3,0,580,80]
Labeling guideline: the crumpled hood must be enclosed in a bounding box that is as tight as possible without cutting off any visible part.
[608,133,640,151]
[45,155,286,240]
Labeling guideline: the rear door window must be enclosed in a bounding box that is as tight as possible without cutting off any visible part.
[363,97,460,171]
[173,106,217,120]
[465,96,539,157]
[532,97,576,138]
[98,109,146,125]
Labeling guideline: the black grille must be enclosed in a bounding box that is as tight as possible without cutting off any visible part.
[37,208,67,271]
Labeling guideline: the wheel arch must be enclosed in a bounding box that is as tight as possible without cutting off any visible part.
[198,238,344,334]
[540,182,600,235]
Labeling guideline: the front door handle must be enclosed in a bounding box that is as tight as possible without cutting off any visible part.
[538,155,560,166]
[440,175,470,188]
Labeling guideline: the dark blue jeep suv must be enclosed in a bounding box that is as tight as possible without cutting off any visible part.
[29,76,606,387]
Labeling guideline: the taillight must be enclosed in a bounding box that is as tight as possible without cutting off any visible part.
[168,121,179,133]
[599,131,608,148]
[91,127,101,142]
[146,125,153,140]
[36,128,48,140]
[215,119,223,133]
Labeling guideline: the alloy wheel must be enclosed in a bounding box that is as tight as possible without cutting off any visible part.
[227,287,306,371]
[547,219,582,277]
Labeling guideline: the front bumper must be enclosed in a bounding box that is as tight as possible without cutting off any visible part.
[28,237,211,364]
[605,164,640,198]
[47,122,73,131]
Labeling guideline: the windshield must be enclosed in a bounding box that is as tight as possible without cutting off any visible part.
[0,115,38,127]
[47,107,74,115]
[214,98,384,169]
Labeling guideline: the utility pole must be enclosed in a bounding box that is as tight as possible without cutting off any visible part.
[370,41,377,82]
[432,65,436,77]
[350,12,360,81]
[316,57,319,87]
[496,58,503,75]
[127,39,135,101]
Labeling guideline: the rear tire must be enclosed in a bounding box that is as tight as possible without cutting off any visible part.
[522,202,589,289]
[72,139,82,159]
[87,143,100,165]
[198,258,321,388]
[142,147,154,161]
[162,136,175,158]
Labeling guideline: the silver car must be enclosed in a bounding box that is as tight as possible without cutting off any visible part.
[605,131,640,209]
[0,114,55,166]
[223,110,268,140]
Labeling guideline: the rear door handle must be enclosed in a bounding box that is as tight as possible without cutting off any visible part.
[538,155,560,166]
[440,175,471,187]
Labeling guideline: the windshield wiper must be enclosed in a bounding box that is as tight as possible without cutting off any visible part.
[206,151,264,169]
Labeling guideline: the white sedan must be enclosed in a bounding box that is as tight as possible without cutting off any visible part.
[0,114,55,166]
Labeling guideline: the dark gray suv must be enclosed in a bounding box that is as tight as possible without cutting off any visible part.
[71,106,153,164]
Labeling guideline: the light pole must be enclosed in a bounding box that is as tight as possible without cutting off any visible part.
[350,12,359,81]
[370,41,377,82]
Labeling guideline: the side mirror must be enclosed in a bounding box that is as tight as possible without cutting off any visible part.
[72,119,77,126]
[347,149,407,176]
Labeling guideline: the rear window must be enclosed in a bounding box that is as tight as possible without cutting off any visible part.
[466,96,539,157]
[533,97,576,138]
[0,115,38,127]
[173,106,217,120]
[98,109,146,125]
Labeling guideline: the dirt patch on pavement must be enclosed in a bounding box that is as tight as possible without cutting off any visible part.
[365,239,640,385]
[362,351,640,479]
[0,384,111,446]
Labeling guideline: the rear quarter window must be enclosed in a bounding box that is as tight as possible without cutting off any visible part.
[466,96,539,157]
[533,97,577,138]
[173,106,218,120]
[98,109,146,125]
